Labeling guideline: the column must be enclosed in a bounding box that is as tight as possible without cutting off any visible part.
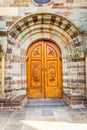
[86,55,87,91]
[84,32,87,93]
[1,55,5,96]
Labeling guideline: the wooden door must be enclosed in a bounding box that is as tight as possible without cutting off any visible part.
[26,40,62,98]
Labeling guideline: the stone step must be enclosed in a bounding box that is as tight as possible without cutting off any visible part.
[0,94,26,109]
[24,98,67,108]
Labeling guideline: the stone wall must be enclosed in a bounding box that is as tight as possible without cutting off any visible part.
[5,54,26,97]
[63,58,85,95]
[63,57,86,108]
[0,0,87,7]
[0,44,5,98]
[0,0,87,107]
[0,58,2,94]
[62,32,87,108]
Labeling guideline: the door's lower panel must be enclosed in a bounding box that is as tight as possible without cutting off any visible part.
[27,86,44,98]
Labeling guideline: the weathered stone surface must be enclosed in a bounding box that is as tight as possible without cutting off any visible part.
[0,0,87,107]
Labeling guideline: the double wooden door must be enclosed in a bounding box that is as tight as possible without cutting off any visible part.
[26,40,62,98]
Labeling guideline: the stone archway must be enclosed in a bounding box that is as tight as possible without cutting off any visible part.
[5,12,86,107]
[7,13,82,52]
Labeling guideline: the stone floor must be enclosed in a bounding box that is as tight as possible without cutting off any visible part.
[0,98,87,130]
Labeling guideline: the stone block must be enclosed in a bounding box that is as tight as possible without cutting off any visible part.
[63,92,87,108]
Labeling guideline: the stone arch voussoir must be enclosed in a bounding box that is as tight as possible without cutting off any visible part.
[7,13,82,57]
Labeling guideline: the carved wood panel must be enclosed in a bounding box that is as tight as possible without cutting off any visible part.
[46,45,57,57]
[44,41,62,97]
[30,60,42,87]
[31,45,42,58]
[46,60,58,86]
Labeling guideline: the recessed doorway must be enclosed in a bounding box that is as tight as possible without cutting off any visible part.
[26,40,62,98]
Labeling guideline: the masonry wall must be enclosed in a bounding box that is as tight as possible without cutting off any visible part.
[0,0,87,7]
[0,0,87,107]
[63,57,85,94]
[5,53,26,97]
[0,58,2,95]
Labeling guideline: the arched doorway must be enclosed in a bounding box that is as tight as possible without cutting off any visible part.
[26,40,62,98]
[6,13,85,107]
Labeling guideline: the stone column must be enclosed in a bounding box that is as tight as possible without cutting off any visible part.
[84,32,87,93]
[1,55,5,97]
[85,55,87,91]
